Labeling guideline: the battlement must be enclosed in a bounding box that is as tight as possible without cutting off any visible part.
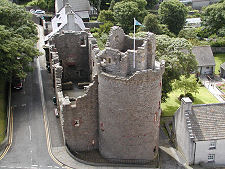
[98,26,161,77]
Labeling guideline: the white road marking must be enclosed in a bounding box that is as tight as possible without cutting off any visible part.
[29,125,32,141]
[21,104,26,107]
[32,164,38,167]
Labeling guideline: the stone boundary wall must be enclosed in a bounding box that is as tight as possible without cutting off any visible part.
[84,22,103,29]
[212,47,225,54]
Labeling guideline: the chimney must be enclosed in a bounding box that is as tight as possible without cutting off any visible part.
[181,97,192,114]
[65,3,72,14]
[63,0,69,6]
[67,11,75,30]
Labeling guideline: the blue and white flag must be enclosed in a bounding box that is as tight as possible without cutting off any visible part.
[134,18,142,26]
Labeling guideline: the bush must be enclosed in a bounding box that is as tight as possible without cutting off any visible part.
[185,93,194,102]
[210,38,225,47]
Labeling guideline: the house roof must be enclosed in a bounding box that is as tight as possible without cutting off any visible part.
[45,4,85,41]
[56,0,90,14]
[192,46,215,67]
[188,103,225,141]
[221,62,225,70]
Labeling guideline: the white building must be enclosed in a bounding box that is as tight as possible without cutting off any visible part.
[55,0,90,21]
[45,3,86,42]
[175,98,225,166]
[186,18,201,28]
[192,46,215,75]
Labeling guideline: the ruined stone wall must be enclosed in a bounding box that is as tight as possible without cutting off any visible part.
[98,67,164,161]
[63,76,99,152]
[88,33,100,81]
[53,31,90,82]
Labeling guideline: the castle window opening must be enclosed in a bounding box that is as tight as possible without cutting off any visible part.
[57,23,62,27]
[74,120,80,127]
[107,58,111,63]
[80,37,86,47]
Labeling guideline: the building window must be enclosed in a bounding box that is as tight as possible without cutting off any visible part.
[208,154,215,162]
[57,23,61,27]
[209,141,216,150]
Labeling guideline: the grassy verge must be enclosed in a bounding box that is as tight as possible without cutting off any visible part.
[214,53,225,75]
[0,80,6,143]
[161,86,220,116]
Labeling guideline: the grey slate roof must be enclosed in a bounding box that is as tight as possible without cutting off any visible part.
[192,46,215,67]
[56,0,90,14]
[188,103,225,141]
[221,62,225,70]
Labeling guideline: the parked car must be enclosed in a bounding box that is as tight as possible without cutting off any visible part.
[35,10,45,14]
[54,108,59,118]
[12,78,23,90]
[52,97,57,105]
[30,9,35,14]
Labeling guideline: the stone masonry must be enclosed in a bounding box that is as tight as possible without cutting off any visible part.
[47,26,165,164]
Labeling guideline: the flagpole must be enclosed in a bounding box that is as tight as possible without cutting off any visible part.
[133,18,136,69]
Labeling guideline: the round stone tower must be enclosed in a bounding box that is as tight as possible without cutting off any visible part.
[97,26,165,162]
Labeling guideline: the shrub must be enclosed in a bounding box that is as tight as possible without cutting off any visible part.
[210,38,225,47]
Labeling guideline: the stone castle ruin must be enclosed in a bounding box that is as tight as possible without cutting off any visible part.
[45,26,165,164]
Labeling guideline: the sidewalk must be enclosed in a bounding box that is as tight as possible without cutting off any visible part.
[200,76,225,103]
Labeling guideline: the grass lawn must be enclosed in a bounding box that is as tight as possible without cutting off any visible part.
[161,87,220,116]
[0,80,6,143]
[214,53,225,75]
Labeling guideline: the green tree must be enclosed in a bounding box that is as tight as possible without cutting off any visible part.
[158,0,188,35]
[139,13,161,34]
[113,0,148,33]
[156,35,197,101]
[173,75,200,95]
[98,10,115,23]
[146,0,159,9]
[201,0,225,37]
[0,0,39,80]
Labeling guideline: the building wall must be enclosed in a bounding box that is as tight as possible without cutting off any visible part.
[220,67,225,78]
[52,31,90,82]
[98,69,163,161]
[174,98,195,164]
[198,66,214,75]
[63,76,99,152]
[195,139,225,165]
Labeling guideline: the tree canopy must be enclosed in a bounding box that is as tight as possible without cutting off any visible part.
[201,0,225,37]
[158,0,187,35]
[156,35,197,101]
[173,75,200,95]
[113,0,148,33]
[0,0,39,81]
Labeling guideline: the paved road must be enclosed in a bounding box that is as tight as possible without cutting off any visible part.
[0,60,62,169]
[0,25,64,169]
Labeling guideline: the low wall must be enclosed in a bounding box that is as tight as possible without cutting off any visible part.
[0,84,11,151]
[84,22,103,29]
[212,47,225,54]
